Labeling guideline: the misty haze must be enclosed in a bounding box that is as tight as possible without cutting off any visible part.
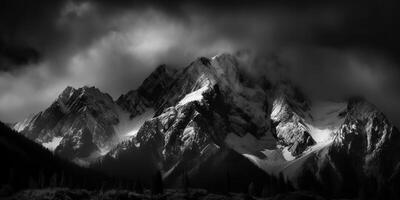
[1,0,400,200]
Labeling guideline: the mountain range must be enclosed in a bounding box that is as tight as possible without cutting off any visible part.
[9,53,400,199]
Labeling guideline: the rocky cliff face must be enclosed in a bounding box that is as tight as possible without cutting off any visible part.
[329,98,400,197]
[14,86,121,160]
[91,54,278,191]
[116,64,177,118]
[270,84,315,156]
[279,97,400,198]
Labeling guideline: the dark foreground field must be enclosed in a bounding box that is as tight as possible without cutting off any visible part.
[1,188,333,200]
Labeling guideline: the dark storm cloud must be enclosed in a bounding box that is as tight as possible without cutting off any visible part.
[2,0,399,69]
[0,0,62,69]
[0,0,400,127]
[0,40,41,71]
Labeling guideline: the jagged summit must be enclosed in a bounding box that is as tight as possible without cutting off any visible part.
[56,85,116,115]
[59,85,110,100]
[13,85,123,162]
[116,64,177,118]
[59,86,75,98]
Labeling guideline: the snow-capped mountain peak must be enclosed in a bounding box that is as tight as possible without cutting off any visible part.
[13,85,150,164]
[12,53,400,197]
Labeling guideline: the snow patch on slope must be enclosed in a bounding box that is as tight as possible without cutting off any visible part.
[178,84,210,106]
[282,140,333,181]
[42,136,63,151]
[225,100,347,177]
[276,101,346,179]
[270,97,285,121]
[114,108,155,140]
[13,114,35,132]
[304,101,347,143]
[225,133,285,173]
[225,133,275,153]
[282,147,296,161]
[241,150,287,174]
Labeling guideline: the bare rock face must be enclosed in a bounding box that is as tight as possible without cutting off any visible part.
[286,97,400,198]
[135,85,225,169]
[271,84,315,156]
[13,86,121,161]
[328,98,400,197]
[116,64,177,118]
[116,90,150,119]
[55,127,99,159]
[93,54,276,190]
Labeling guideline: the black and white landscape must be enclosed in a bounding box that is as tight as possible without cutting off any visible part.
[1,0,400,199]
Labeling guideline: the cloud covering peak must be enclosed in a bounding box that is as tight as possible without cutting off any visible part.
[1,0,400,127]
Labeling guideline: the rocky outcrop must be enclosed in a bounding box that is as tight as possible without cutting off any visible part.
[116,64,177,118]
[55,127,99,159]
[271,84,315,156]
[328,98,400,197]
[284,97,400,199]
[13,86,121,161]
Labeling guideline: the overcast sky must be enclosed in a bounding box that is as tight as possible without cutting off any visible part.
[1,0,400,127]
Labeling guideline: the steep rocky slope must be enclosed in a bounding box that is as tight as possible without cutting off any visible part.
[13,86,155,164]
[12,63,180,164]
[91,54,330,191]
[91,54,279,190]
[116,64,177,118]
[14,86,119,160]
[277,98,400,198]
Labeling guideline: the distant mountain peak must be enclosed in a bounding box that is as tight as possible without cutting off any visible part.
[154,64,176,76]
[58,85,112,103]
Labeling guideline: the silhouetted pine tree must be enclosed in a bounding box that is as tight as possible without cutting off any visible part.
[134,179,144,194]
[38,171,45,188]
[8,168,15,188]
[262,174,277,197]
[261,184,269,198]
[277,172,286,193]
[297,169,319,192]
[152,170,163,195]
[226,170,231,194]
[285,179,295,192]
[359,175,378,200]
[182,168,190,193]
[81,176,87,189]
[28,176,37,189]
[117,179,123,189]
[65,174,72,188]
[98,181,104,195]
[389,170,400,200]
[59,171,65,187]
[0,122,121,191]
[50,173,58,188]
[248,182,256,197]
